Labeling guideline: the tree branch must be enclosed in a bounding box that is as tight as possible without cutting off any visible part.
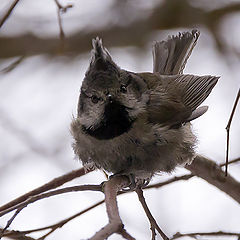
[186,155,240,204]
[1,200,104,239]
[1,156,239,239]
[0,173,196,239]
[90,176,135,240]
[225,88,240,176]
[53,0,73,52]
[170,231,240,239]
[0,184,101,217]
[1,1,240,58]
[0,167,92,212]
[144,174,194,190]
[0,0,20,29]
[136,188,169,240]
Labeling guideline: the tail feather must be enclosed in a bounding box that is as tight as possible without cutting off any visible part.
[152,30,200,75]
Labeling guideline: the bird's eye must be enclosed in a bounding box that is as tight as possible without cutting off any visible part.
[91,95,99,104]
[120,85,127,93]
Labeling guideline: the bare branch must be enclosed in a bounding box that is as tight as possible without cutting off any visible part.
[186,155,240,204]
[0,208,23,238]
[0,184,101,217]
[136,188,169,240]
[170,231,240,239]
[90,176,135,240]
[1,200,104,239]
[0,167,91,212]
[1,230,37,240]
[1,173,197,239]
[0,56,24,73]
[145,174,194,190]
[53,0,73,51]
[0,155,239,239]
[225,88,240,176]
[0,0,20,29]
[220,157,240,167]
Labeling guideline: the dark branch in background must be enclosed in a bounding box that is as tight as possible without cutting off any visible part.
[0,0,20,29]
[1,0,240,59]
[225,88,240,176]
[0,108,60,158]
[136,188,169,240]
[170,231,240,240]
[53,0,73,52]
[0,56,24,73]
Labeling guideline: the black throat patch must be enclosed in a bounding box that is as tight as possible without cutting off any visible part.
[83,102,133,140]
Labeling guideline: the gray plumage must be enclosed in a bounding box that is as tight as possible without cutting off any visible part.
[71,31,219,182]
[152,29,200,74]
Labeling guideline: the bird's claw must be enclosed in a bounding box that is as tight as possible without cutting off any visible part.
[109,173,151,192]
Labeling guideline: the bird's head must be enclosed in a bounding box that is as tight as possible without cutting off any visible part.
[77,37,148,140]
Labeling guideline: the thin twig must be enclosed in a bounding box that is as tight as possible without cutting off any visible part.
[0,208,23,239]
[0,167,90,212]
[0,0,20,29]
[2,200,104,239]
[220,157,240,167]
[170,231,240,239]
[0,184,101,217]
[144,174,194,190]
[136,188,169,240]
[53,0,73,51]
[225,88,240,176]
[0,230,38,240]
[0,56,24,73]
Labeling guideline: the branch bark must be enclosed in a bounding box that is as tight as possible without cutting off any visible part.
[185,155,240,204]
[136,188,169,240]
[0,184,101,218]
[0,0,20,29]
[0,167,91,212]
[171,231,240,239]
[90,176,135,240]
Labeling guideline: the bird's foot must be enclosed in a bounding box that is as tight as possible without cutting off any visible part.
[110,172,151,192]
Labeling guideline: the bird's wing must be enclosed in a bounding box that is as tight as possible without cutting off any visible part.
[152,30,199,75]
[138,73,219,126]
[172,74,219,110]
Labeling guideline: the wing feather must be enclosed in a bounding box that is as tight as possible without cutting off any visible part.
[175,75,219,110]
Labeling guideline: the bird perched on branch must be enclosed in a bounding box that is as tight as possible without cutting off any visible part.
[71,30,218,188]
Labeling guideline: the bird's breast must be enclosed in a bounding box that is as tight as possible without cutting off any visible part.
[82,101,134,140]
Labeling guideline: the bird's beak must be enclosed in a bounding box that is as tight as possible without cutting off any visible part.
[107,94,113,103]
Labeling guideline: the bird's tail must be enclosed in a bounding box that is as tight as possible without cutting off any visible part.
[152,30,200,75]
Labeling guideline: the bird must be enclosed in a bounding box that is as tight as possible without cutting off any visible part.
[71,30,219,188]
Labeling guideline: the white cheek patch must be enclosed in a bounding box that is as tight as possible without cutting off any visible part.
[80,107,104,130]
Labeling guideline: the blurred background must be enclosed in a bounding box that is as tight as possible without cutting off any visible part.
[0,0,240,239]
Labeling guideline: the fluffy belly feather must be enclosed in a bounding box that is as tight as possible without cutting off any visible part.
[71,118,196,177]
